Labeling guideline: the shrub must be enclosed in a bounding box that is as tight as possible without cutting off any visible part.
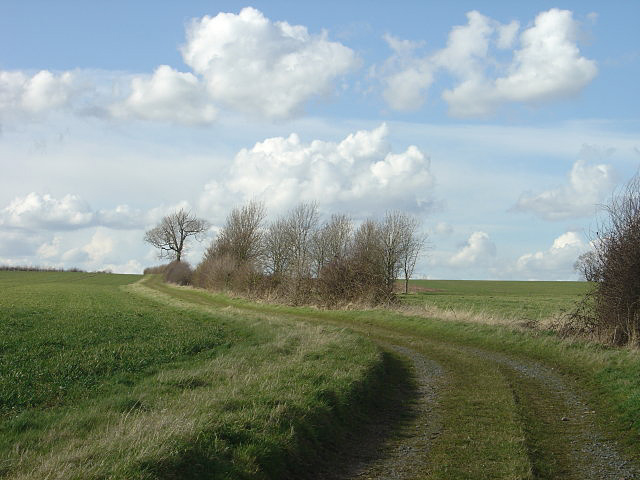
[575,173,640,345]
[143,264,169,275]
[164,261,193,286]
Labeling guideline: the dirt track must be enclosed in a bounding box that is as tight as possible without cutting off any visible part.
[332,327,640,479]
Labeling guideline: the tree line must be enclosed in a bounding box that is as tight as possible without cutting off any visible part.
[144,202,426,306]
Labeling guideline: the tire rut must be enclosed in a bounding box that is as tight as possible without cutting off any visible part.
[462,346,640,480]
[320,342,445,480]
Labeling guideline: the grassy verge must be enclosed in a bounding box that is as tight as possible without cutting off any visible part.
[0,271,395,479]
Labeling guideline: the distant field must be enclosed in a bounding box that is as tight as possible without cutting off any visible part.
[398,279,592,321]
[0,271,383,479]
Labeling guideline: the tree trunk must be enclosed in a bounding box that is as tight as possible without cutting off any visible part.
[404,275,409,294]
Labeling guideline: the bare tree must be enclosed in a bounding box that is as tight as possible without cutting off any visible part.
[574,250,600,282]
[576,172,640,345]
[349,218,386,300]
[209,200,265,265]
[285,202,320,280]
[311,214,352,276]
[263,216,293,277]
[398,215,427,294]
[144,209,209,262]
[380,211,407,293]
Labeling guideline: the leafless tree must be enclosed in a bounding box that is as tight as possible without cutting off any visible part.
[398,215,427,294]
[380,211,407,293]
[209,200,265,265]
[311,214,352,276]
[144,209,209,262]
[577,172,640,345]
[350,218,387,300]
[574,250,600,282]
[263,216,292,278]
[285,202,320,280]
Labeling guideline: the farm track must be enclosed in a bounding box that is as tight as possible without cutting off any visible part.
[341,326,640,479]
[140,279,640,479]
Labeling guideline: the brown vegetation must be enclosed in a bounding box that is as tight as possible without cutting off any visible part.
[192,201,427,307]
[574,173,640,345]
[0,265,86,272]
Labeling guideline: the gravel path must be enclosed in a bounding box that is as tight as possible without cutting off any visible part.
[347,344,444,479]
[465,347,640,480]
[322,335,639,480]
[313,342,445,480]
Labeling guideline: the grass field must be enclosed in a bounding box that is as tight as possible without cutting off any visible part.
[398,279,591,321]
[0,271,388,479]
[3,272,639,479]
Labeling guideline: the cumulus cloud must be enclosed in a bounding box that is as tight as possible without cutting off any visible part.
[36,235,62,259]
[0,69,80,114]
[379,8,597,116]
[514,231,586,279]
[113,65,217,124]
[198,123,435,220]
[0,193,148,230]
[379,34,434,111]
[449,231,496,266]
[181,7,358,118]
[514,149,615,220]
[1,193,93,229]
[82,228,115,262]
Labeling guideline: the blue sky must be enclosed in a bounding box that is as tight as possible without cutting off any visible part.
[0,1,638,279]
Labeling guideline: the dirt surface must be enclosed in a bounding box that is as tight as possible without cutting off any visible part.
[347,344,444,479]
[466,347,640,480]
[322,335,639,480]
[312,344,444,480]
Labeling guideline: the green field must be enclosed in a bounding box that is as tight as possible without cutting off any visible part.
[2,272,639,479]
[398,279,591,321]
[0,271,386,479]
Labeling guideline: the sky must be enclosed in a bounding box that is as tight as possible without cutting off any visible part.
[0,1,638,279]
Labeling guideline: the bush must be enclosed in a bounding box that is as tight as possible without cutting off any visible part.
[164,261,193,286]
[143,264,168,275]
[575,173,640,345]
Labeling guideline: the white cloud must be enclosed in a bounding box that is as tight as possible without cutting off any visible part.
[514,231,586,279]
[0,193,151,230]
[379,34,434,111]
[443,9,597,116]
[36,235,62,259]
[101,259,142,274]
[113,65,217,124]
[181,7,358,119]
[1,193,93,229]
[514,149,615,220]
[379,8,596,117]
[198,123,435,220]
[449,231,496,266]
[433,222,453,236]
[496,20,519,49]
[0,69,80,114]
[82,228,114,262]
[494,10,597,102]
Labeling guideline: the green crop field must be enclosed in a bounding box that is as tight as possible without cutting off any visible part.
[398,279,591,321]
[2,272,639,479]
[0,271,387,479]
